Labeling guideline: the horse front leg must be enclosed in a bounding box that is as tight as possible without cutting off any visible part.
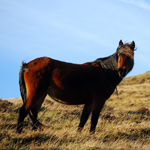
[90,110,101,134]
[77,103,92,132]
[90,99,105,134]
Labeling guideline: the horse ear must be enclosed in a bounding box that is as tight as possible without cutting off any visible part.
[130,41,135,50]
[119,40,123,47]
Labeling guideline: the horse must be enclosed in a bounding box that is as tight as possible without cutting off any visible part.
[17,40,135,133]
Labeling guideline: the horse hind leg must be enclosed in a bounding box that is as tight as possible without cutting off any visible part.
[17,87,47,133]
[28,94,47,130]
[16,104,29,133]
[28,111,43,130]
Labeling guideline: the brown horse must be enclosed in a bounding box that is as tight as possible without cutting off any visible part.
[17,40,135,133]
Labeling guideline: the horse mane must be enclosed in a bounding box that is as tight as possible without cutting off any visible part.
[94,52,121,86]
[94,52,118,71]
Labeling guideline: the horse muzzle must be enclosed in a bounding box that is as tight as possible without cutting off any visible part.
[118,68,127,78]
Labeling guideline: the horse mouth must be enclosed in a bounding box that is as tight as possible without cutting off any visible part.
[118,68,127,78]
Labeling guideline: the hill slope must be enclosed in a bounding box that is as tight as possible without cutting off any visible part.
[0,72,150,149]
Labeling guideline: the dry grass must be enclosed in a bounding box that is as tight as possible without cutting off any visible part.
[120,71,150,85]
[0,72,150,149]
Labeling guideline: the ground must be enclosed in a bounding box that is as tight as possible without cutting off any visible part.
[0,72,150,149]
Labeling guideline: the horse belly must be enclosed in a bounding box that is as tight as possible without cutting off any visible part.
[47,86,92,105]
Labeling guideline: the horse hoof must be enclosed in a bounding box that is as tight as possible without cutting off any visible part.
[90,130,95,135]
[77,127,83,133]
[16,128,22,134]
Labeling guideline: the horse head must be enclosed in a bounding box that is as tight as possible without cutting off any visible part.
[117,40,135,78]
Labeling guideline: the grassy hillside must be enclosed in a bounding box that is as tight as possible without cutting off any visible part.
[0,72,150,149]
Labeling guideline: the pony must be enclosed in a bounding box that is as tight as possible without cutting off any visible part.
[17,40,135,133]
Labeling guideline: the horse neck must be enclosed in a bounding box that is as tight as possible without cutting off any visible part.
[95,52,122,86]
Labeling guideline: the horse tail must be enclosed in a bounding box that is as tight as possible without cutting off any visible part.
[19,62,28,103]
[19,62,42,127]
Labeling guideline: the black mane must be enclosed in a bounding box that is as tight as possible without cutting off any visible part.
[94,52,122,86]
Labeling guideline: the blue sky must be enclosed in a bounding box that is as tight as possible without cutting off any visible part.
[0,0,150,99]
